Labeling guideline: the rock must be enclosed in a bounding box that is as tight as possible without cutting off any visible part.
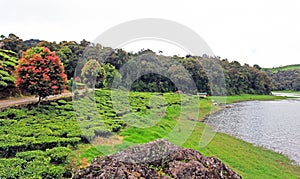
[73,139,242,179]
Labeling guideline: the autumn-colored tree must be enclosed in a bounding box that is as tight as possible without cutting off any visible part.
[15,47,67,104]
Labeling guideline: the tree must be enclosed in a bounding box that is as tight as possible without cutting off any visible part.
[105,49,129,70]
[0,34,26,55]
[180,57,209,93]
[15,47,67,104]
[102,63,121,89]
[81,59,105,88]
[0,49,19,98]
[56,46,74,79]
[293,76,300,91]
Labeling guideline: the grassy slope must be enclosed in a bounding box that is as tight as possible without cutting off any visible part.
[212,94,287,104]
[263,64,300,73]
[184,123,300,179]
[72,93,300,179]
[272,90,300,94]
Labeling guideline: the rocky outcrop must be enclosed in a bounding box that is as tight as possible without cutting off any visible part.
[73,139,242,179]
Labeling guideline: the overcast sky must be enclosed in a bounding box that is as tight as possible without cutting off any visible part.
[1,0,299,67]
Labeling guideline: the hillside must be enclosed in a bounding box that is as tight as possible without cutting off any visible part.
[263,64,300,91]
[0,34,273,97]
[263,64,300,73]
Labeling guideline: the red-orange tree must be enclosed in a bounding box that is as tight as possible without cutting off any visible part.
[15,47,67,103]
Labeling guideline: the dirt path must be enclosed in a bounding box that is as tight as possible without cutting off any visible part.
[0,91,74,109]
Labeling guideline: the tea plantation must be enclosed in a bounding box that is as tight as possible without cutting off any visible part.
[0,89,195,178]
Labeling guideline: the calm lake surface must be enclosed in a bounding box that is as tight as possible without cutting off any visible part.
[206,95,300,165]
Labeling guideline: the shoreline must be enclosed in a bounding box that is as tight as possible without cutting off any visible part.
[202,95,300,167]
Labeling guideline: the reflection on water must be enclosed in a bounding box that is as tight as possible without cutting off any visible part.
[206,98,300,165]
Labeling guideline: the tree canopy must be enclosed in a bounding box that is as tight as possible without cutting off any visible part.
[15,47,67,103]
[0,33,276,96]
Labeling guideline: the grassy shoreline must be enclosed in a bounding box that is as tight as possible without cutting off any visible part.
[183,94,299,178]
[211,94,287,104]
[72,93,300,178]
[272,90,300,94]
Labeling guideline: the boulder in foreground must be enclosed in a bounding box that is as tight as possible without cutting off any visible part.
[73,139,242,179]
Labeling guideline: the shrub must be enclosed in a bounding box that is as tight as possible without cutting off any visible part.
[0,158,25,178]
[0,108,27,120]
[16,150,45,162]
[46,147,71,164]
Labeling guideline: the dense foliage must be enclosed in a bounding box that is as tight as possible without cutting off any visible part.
[263,64,300,73]
[114,52,272,95]
[0,49,19,98]
[0,147,72,178]
[0,34,26,55]
[1,33,273,96]
[264,66,300,91]
[0,33,299,178]
[81,59,105,88]
[0,90,189,177]
[15,47,67,102]
[221,60,272,95]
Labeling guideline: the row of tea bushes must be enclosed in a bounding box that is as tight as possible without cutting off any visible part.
[0,89,198,177]
[0,135,80,157]
[0,147,71,178]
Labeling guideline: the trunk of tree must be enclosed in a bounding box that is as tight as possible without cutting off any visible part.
[37,96,42,107]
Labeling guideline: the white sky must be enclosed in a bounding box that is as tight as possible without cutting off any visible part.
[1,0,300,67]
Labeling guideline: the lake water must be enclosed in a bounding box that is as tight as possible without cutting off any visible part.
[206,96,300,165]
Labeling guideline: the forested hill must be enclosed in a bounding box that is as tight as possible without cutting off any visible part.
[263,65,300,91]
[0,33,272,97]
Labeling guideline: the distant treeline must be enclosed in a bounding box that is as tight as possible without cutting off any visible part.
[263,66,300,91]
[0,33,272,97]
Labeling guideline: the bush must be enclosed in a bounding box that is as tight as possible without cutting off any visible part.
[46,147,71,164]
[23,157,65,179]
[16,150,45,162]
[57,99,67,105]
[0,108,27,120]
[0,158,25,178]
[93,126,112,137]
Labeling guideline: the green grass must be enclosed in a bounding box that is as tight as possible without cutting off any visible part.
[211,94,287,104]
[1,90,298,178]
[263,64,300,73]
[77,93,300,178]
[272,90,300,94]
[183,123,300,179]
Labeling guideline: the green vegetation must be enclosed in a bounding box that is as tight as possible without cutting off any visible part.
[112,54,272,95]
[0,49,19,98]
[272,90,300,94]
[0,90,299,178]
[184,123,300,179]
[1,33,273,97]
[1,33,299,178]
[0,147,71,178]
[211,94,286,104]
[263,64,300,73]
[263,65,300,91]
[70,92,299,179]
[81,59,105,88]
